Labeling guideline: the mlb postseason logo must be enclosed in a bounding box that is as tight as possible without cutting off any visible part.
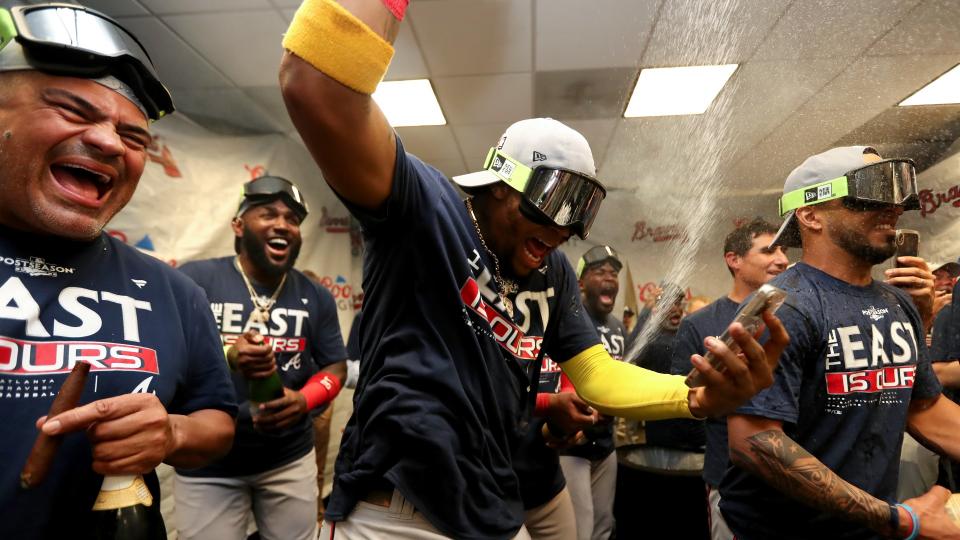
[804,184,834,204]
[0,255,75,278]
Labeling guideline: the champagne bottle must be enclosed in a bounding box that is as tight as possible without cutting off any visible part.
[92,474,166,540]
[246,331,284,417]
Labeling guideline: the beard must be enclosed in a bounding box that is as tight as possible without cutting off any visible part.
[829,222,896,266]
[241,223,301,278]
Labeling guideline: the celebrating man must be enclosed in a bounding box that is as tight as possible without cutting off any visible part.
[722,147,960,539]
[0,4,236,538]
[174,176,346,540]
[279,1,786,538]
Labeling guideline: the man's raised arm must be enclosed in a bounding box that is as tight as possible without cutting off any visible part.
[279,0,403,210]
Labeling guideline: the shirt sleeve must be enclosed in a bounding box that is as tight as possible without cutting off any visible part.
[309,282,348,367]
[169,282,238,417]
[337,136,440,232]
[734,301,814,424]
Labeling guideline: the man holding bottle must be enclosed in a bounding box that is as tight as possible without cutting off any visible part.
[0,3,237,538]
[174,175,347,540]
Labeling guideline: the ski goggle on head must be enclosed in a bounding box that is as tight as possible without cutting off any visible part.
[577,245,622,278]
[778,159,919,216]
[483,148,606,240]
[237,176,309,222]
[0,3,173,121]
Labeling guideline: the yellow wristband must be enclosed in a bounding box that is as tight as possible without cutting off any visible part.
[282,0,395,94]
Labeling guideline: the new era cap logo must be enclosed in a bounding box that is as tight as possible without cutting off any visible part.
[492,156,504,170]
[803,184,833,203]
[532,151,547,162]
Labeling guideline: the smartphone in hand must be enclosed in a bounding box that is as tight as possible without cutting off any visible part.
[685,284,788,388]
[894,229,920,268]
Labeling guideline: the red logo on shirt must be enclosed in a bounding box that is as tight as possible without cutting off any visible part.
[0,336,159,374]
[824,366,916,395]
[460,277,542,361]
[221,334,306,353]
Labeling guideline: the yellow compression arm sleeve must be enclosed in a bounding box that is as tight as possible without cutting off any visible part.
[561,344,695,421]
[283,0,395,94]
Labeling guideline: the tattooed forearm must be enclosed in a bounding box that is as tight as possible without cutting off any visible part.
[735,429,892,536]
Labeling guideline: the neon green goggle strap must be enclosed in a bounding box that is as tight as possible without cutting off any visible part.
[483,147,533,193]
[0,9,17,52]
[576,257,586,278]
[778,176,850,216]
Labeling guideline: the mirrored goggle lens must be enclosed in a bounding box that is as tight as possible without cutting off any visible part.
[848,160,919,210]
[524,169,606,238]
[12,5,172,119]
[17,6,154,73]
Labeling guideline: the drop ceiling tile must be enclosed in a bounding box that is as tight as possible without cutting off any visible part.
[171,87,287,134]
[271,0,304,6]
[753,0,922,61]
[535,0,659,71]
[82,0,150,16]
[452,123,511,168]
[836,106,960,144]
[434,73,533,124]
[642,0,789,66]
[396,126,464,162]
[533,68,636,120]
[140,0,272,14]
[116,17,234,89]
[807,54,960,112]
[385,24,430,80]
[721,58,849,161]
[429,159,470,179]
[724,106,882,190]
[599,117,705,189]
[562,119,618,166]
[409,0,532,76]
[163,10,288,87]
[867,0,960,56]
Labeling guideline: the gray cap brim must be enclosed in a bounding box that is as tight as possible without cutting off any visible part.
[769,211,801,248]
[452,169,501,190]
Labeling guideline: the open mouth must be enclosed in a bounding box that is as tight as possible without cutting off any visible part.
[265,237,290,259]
[523,237,554,267]
[598,285,617,306]
[50,163,113,207]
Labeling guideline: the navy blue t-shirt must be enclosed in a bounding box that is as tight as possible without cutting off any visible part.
[561,313,625,461]
[670,296,739,485]
[325,139,600,539]
[720,263,942,540]
[177,257,346,477]
[0,230,237,539]
[513,348,566,510]
[931,281,960,362]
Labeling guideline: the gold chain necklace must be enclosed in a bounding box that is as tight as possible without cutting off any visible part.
[465,198,518,317]
[234,257,287,325]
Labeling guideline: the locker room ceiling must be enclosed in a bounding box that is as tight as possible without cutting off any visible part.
[19,0,960,193]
